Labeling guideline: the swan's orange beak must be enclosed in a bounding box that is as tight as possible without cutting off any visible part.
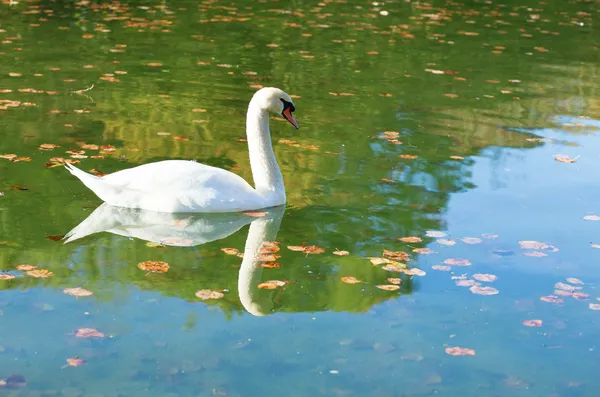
[282,107,299,129]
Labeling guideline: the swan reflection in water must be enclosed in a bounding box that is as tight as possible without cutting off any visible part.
[64,203,285,316]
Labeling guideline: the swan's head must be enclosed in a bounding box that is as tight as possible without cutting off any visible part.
[252,87,299,129]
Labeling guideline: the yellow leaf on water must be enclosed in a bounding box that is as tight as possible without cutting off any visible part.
[258,280,287,289]
[398,236,422,243]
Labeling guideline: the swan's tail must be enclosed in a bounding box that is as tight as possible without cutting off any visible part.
[64,162,120,203]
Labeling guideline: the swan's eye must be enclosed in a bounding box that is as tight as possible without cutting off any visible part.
[280,98,295,112]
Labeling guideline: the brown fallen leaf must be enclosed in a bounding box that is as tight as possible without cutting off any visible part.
[413,248,434,254]
[257,280,287,289]
[522,319,543,327]
[0,273,15,280]
[9,186,28,191]
[472,274,497,282]
[445,346,475,356]
[554,154,578,163]
[383,250,409,261]
[16,264,37,271]
[340,276,362,284]
[444,258,471,266]
[26,269,53,278]
[46,234,65,241]
[376,284,400,291]
[221,248,239,255]
[137,261,169,273]
[261,262,281,268]
[63,287,93,297]
[287,245,325,254]
[195,290,224,300]
[387,277,403,285]
[398,236,422,243]
[540,295,564,304]
[260,241,280,254]
[470,285,499,295]
[75,328,105,338]
[243,211,268,217]
[65,357,86,367]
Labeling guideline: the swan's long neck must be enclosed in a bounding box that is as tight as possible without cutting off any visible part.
[246,103,285,200]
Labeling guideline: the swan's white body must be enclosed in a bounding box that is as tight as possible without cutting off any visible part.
[65,87,298,213]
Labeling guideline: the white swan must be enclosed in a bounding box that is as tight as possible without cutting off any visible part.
[65,87,298,213]
[64,203,286,316]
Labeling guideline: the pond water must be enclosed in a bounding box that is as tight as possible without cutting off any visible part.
[1,0,600,395]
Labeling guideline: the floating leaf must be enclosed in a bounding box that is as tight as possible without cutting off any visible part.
[432,265,451,271]
[0,274,15,280]
[260,241,280,254]
[195,290,224,300]
[333,250,349,256]
[16,264,37,271]
[566,278,584,285]
[572,292,589,301]
[445,347,475,356]
[405,268,426,276]
[523,251,547,257]
[554,154,578,163]
[287,245,325,254]
[137,261,169,273]
[413,248,434,254]
[426,231,446,238]
[261,262,281,268]
[522,319,543,327]
[456,279,478,287]
[540,295,564,304]
[376,284,400,291]
[444,258,471,267]
[46,234,65,241]
[65,357,86,367]
[26,269,53,278]
[462,237,482,244]
[437,239,456,246]
[340,276,362,284]
[75,328,105,338]
[470,285,499,295]
[383,250,409,261]
[589,303,600,311]
[519,240,549,250]
[387,278,403,285]
[472,274,497,282]
[369,257,391,266]
[145,241,165,248]
[221,248,239,255]
[258,280,287,289]
[555,282,580,292]
[63,287,93,297]
[382,264,405,272]
[398,236,422,243]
